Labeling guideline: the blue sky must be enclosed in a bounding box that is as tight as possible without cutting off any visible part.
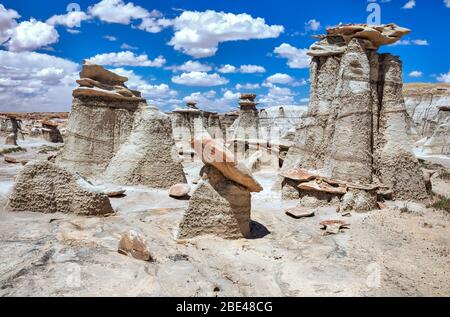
[0,0,449,112]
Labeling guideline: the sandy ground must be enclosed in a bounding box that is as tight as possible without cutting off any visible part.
[0,138,449,297]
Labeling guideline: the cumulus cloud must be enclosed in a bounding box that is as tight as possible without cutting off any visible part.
[168,10,284,58]
[0,50,78,111]
[259,85,297,106]
[46,11,90,28]
[409,70,423,78]
[274,43,310,69]
[172,71,229,87]
[235,83,261,90]
[5,19,59,52]
[266,73,294,85]
[169,60,212,73]
[437,70,450,83]
[0,4,20,43]
[218,64,266,74]
[87,51,166,67]
[403,0,416,9]
[181,90,238,112]
[305,19,320,32]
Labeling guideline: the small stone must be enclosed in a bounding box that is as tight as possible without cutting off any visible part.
[320,220,350,235]
[285,207,315,219]
[118,230,153,262]
[169,183,191,198]
[377,202,387,209]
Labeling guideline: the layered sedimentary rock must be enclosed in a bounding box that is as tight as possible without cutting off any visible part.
[177,135,262,240]
[283,23,428,202]
[420,106,449,155]
[103,105,187,188]
[259,105,307,140]
[57,61,143,179]
[7,160,114,215]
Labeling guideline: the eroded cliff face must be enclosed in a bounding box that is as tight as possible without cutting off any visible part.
[283,24,428,201]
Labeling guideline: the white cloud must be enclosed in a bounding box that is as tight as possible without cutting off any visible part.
[0,4,20,43]
[412,39,429,45]
[259,85,296,106]
[120,43,138,50]
[0,50,78,111]
[137,15,172,33]
[169,60,212,72]
[218,64,237,74]
[46,11,90,28]
[87,51,166,67]
[305,19,320,32]
[172,71,229,87]
[181,90,238,112]
[300,97,310,103]
[103,35,117,41]
[218,64,266,74]
[266,73,294,85]
[274,43,310,69]
[168,10,284,58]
[5,19,59,52]
[235,83,260,90]
[67,29,81,34]
[437,70,450,83]
[445,0,450,8]
[409,70,423,78]
[403,0,416,9]
[88,0,148,24]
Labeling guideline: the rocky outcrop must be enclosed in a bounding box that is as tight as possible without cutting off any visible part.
[176,165,251,240]
[177,134,262,240]
[283,23,428,202]
[41,120,63,143]
[103,105,187,188]
[57,62,143,179]
[231,94,260,141]
[259,105,307,140]
[7,160,114,215]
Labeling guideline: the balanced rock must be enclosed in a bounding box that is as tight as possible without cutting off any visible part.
[193,134,263,192]
[118,230,153,261]
[7,160,114,215]
[103,105,187,188]
[176,165,251,240]
[41,120,63,143]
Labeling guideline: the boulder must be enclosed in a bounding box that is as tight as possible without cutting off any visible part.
[169,183,191,198]
[7,160,114,215]
[193,135,263,192]
[118,230,153,261]
[176,165,251,240]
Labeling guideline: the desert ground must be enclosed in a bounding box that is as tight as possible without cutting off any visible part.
[0,137,449,297]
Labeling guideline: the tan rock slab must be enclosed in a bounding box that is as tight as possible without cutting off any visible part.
[285,207,315,219]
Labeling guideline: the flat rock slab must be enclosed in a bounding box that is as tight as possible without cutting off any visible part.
[319,220,350,235]
[285,207,315,219]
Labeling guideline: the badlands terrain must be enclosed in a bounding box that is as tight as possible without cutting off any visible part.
[0,23,449,297]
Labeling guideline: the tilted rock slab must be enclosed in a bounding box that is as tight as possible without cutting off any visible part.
[176,165,251,240]
[103,105,187,188]
[7,160,114,215]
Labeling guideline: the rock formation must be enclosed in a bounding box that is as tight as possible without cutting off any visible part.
[7,160,114,215]
[176,135,262,240]
[41,120,63,143]
[57,61,143,179]
[259,105,307,140]
[118,230,153,261]
[103,105,187,188]
[231,94,260,141]
[282,23,428,202]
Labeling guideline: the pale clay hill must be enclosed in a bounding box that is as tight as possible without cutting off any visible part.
[0,24,449,296]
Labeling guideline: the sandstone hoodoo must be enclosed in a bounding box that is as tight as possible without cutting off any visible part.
[103,105,187,188]
[176,135,263,240]
[282,23,428,204]
[57,61,143,179]
[7,160,114,215]
[231,94,260,142]
[41,120,63,143]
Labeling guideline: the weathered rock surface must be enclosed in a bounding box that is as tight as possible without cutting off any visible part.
[5,133,17,145]
[104,105,187,188]
[169,183,191,198]
[7,160,114,215]
[118,230,153,261]
[57,62,140,179]
[194,135,263,192]
[283,24,427,202]
[176,165,251,240]
[41,120,63,143]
